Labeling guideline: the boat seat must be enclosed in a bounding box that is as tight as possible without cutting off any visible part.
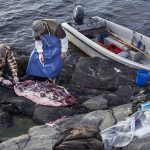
[128,50,143,61]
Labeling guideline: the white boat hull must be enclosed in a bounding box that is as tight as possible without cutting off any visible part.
[62,16,150,71]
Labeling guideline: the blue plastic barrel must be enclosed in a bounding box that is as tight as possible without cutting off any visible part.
[136,69,150,86]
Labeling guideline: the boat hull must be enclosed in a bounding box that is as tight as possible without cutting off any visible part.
[63,26,107,59]
[62,17,150,71]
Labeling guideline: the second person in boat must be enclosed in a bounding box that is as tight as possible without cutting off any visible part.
[26,19,68,80]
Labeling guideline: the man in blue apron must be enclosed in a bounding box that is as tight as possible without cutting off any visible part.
[26,19,68,79]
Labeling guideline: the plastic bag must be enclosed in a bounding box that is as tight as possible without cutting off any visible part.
[101,110,150,149]
[141,101,150,111]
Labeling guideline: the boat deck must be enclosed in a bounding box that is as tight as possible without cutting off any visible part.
[70,22,146,63]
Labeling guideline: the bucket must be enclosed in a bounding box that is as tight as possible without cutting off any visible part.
[136,69,150,86]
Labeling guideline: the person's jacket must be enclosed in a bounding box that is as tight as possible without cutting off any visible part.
[0,44,18,82]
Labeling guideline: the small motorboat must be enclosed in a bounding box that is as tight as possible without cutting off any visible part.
[62,4,150,71]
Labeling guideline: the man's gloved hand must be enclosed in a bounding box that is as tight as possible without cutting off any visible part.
[13,76,19,84]
[39,53,44,64]
[2,79,13,86]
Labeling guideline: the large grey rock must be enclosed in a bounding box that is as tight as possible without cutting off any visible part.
[122,137,150,150]
[68,57,136,103]
[82,95,108,110]
[24,125,58,150]
[98,110,116,130]
[0,109,115,150]
[0,125,59,150]
[112,103,132,122]
[0,134,29,150]
[33,105,75,124]
[0,87,16,104]
[0,137,9,143]
[0,86,35,116]
[70,57,117,90]
[0,111,13,128]
[57,110,115,131]
[56,112,103,131]
[3,97,35,116]
[105,85,134,107]
[70,57,136,89]
[68,84,108,104]
[58,53,80,85]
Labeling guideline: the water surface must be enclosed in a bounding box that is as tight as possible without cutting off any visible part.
[0,0,149,51]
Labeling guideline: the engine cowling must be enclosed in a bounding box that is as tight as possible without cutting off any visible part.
[73,4,84,25]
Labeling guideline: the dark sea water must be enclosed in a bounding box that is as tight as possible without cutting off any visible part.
[0,0,150,51]
[0,0,150,139]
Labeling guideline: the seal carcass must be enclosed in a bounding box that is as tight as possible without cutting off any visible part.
[14,80,77,106]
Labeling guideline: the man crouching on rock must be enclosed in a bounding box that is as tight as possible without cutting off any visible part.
[0,43,19,86]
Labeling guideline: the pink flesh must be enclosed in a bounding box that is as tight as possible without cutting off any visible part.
[14,80,77,106]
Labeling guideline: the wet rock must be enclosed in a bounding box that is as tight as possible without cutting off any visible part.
[2,104,21,114]
[0,87,16,104]
[116,85,134,96]
[58,54,80,85]
[57,110,115,131]
[0,125,59,150]
[0,134,30,150]
[105,85,134,107]
[98,110,116,130]
[33,105,75,124]
[73,105,89,114]
[70,57,117,90]
[0,137,9,143]
[122,137,150,150]
[0,110,115,149]
[82,95,108,111]
[76,94,97,102]
[0,111,13,128]
[112,103,132,122]
[68,84,108,99]
[68,57,136,100]
[3,97,35,116]
[56,113,102,131]
[25,126,58,150]
[105,93,121,106]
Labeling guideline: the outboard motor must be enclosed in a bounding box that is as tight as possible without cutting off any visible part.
[73,4,84,25]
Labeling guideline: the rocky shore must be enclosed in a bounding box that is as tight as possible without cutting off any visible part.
[0,44,150,150]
